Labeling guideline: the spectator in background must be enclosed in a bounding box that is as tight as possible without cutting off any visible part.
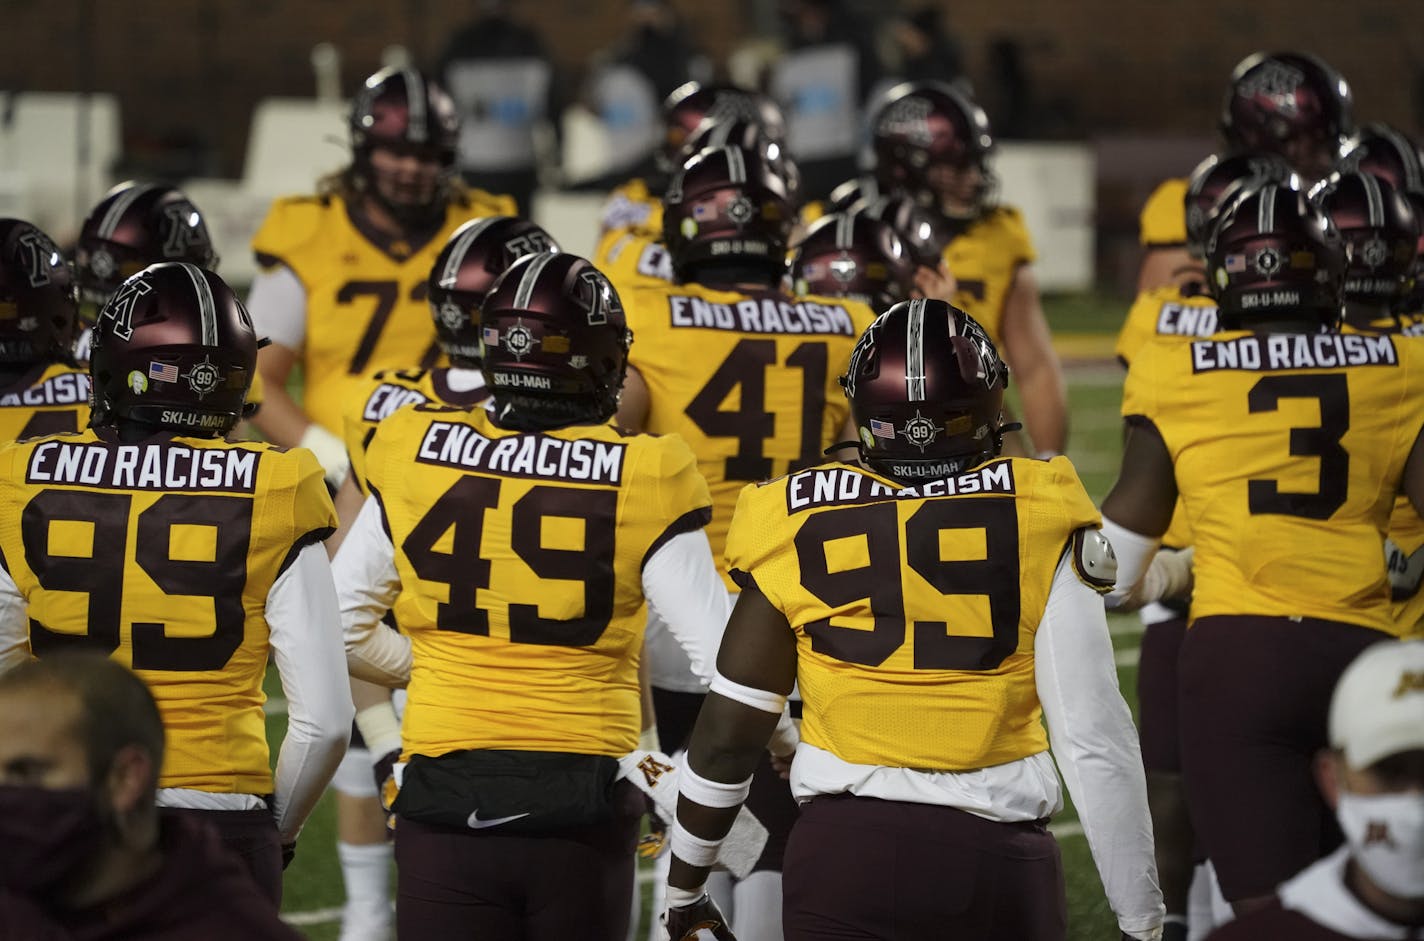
[887,7,964,88]
[438,0,561,212]
[770,0,883,201]
[583,0,712,183]
[0,654,303,940]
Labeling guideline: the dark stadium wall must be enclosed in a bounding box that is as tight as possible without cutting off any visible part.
[0,0,1419,179]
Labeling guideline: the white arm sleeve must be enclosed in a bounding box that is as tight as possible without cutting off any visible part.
[334,495,411,686]
[267,541,355,844]
[1100,515,1161,609]
[641,528,729,686]
[0,565,28,673]
[1037,552,1165,939]
[246,264,307,351]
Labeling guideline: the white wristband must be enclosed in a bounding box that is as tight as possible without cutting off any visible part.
[710,671,788,714]
[664,884,707,909]
[669,819,722,867]
[680,762,752,809]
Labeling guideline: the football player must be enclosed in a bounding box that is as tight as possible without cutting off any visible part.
[869,81,1067,456]
[1310,171,1424,644]
[337,252,729,939]
[618,144,876,940]
[1136,52,1353,293]
[1115,151,1293,941]
[1205,640,1424,941]
[1102,181,1424,915]
[328,215,557,941]
[247,66,516,488]
[0,263,353,903]
[0,220,88,441]
[662,300,1163,941]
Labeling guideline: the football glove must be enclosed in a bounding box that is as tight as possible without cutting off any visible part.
[663,893,736,941]
[298,422,350,490]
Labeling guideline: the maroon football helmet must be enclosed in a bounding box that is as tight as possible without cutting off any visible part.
[1310,170,1420,305]
[0,219,79,366]
[663,146,793,282]
[427,217,559,365]
[679,117,801,205]
[480,253,631,430]
[1184,153,1296,255]
[89,263,257,435]
[1337,123,1424,196]
[74,182,219,310]
[851,193,953,268]
[841,299,1011,482]
[659,82,786,176]
[1220,52,1352,181]
[871,81,996,212]
[1205,180,1346,328]
[350,67,461,226]
[791,213,916,311]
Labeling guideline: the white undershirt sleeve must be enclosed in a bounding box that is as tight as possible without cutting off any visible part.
[246,265,308,351]
[1037,551,1165,940]
[641,528,729,687]
[1100,515,1161,609]
[0,564,29,672]
[266,541,355,844]
[334,495,411,687]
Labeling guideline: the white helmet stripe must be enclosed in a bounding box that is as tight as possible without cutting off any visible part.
[1258,184,1277,234]
[179,262,218,346]
[99,184,159,239]
[836,212,855,249]
[726,146,747,185]
[439,218,503,289]
[1361,172,1385,227]
[403,68,427,143]
[905,298,926,401]
[513,252,556,310]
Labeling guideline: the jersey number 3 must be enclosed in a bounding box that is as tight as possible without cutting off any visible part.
[1247,374,1349,519]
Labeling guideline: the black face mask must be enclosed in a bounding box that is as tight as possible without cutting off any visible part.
[0,785,106,898]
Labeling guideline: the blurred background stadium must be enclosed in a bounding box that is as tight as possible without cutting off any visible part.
[4,0,1421,936]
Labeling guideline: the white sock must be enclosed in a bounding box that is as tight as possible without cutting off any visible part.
[338,841,393,941]
[732,871,783,941]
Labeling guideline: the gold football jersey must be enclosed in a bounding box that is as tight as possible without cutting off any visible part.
[1139,177,1189,248]
[250,189,515,435]
[1115,286,1220,368]
[623,281,877,586]
[1123,330,1424,632]
[364,404,713,760]
[725,456,1103,771]
[342,367,490,496]
[597,178,662,244]
[940,206,1037,344]
[0,429,337,794]
[0,363,91,442]
[595,230,675,298]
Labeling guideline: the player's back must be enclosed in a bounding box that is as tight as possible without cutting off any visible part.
[1123,329,1424,632]
[342,365,489,495]
[0,428,336,793]
[624,280,875,582]
[1115,284,1219,368]
[0,362,91,442]
[725,455,1102,772]
[363,403,711,760]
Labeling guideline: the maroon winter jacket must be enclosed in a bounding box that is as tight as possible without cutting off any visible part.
[0,812,301,941]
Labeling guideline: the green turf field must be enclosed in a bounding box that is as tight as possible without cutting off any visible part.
[268,292,1142,939]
